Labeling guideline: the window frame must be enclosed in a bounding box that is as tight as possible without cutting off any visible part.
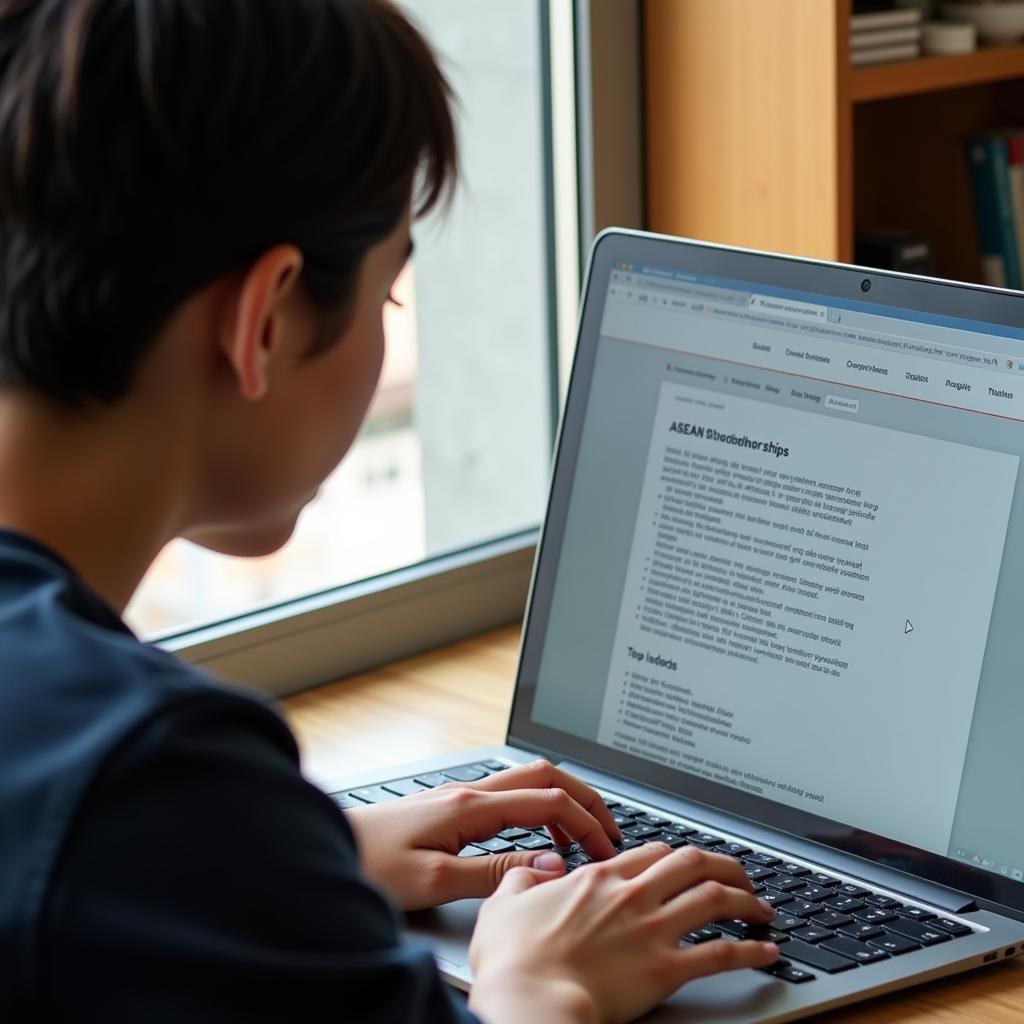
[163,0,645,695]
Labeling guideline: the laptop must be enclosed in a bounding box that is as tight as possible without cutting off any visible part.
[323,229,1024,1022]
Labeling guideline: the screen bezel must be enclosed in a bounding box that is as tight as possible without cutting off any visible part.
[508,228,1024,915]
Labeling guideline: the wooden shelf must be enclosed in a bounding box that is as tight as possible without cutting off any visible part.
[850,45,1024,103]
[644,0,1024,283]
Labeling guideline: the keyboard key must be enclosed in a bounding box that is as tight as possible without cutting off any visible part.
[769,915,807,933]
[414,773,450,788]
[458,845,488,858]
[930,918,972,938]
[806,872,841,888]
[837,922,884,941]
[612,813,634,829]
[885,918,951,945]
[602,797,620,809]
[498,827,531,841]
[634,813,670,827]
[662,823,697,837]
[381,778,427,797]
[746,852,783,867]
[854,908,896,925]
[654,833,689,849]
[824,896,866,914]
[867,933,921,956]
[812,911,853,929]
[765,875,806,893]
[614,837,646,852]
[480,760,507,771]
[515,834,553,851]
[474,837,515,854]
[771,963,816,983]
[863,894,902,910]
[820,936,890,964]
[564,852,591,870]
[330,793,366,810]
[836,883,870,898]
[348,785,400,804]
[623,824,662,840]
[780,900,823,919]
[795,884,833,904]
[779,862,812,877]
[783,939,859,974]
[720,842,753,857]
[744,866,777,882]
[684,925,722,944]
[690,833,724,847]
[793,925,832,944]
[616,806,644,818]
[716,919,756,938]
[897,906,935,922]
[761,891,793,908]
[445,766,488,783]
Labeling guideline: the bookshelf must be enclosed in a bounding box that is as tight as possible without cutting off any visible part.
[644,0,1024,285]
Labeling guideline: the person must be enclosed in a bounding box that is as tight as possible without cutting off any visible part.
[0,1,779,1021]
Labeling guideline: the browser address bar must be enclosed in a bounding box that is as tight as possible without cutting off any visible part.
[749,294,828,323]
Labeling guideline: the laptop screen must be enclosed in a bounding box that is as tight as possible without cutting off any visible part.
[512,231,1024,904]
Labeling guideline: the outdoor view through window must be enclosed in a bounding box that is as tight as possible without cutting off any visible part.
[127,1,554,637]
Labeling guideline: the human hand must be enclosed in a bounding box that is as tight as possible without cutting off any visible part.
[345,759,621,911]
[468,843,779,1024]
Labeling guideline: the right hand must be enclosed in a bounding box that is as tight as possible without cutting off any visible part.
[467,842,779,1024]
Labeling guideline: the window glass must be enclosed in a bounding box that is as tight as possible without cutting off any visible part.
[127,0,555,637]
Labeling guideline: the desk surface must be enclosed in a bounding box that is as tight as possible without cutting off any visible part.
[282,625,1024,1024]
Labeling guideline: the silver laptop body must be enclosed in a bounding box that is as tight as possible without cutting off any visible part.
[322,230,1024,1023]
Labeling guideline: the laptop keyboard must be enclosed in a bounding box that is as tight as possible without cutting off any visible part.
[329,760,975,984]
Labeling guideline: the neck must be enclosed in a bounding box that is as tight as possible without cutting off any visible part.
[0,391,191,614]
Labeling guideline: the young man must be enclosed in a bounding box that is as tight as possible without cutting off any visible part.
[0,2,778,1021]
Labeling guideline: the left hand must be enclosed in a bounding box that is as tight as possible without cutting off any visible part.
[345,758,622,910]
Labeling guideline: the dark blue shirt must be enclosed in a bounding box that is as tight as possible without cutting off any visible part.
[0,530,477,1022]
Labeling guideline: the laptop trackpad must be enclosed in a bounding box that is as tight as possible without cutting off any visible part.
[407,900,787,1018]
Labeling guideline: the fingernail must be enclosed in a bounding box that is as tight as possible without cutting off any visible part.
[759,899,775,916]
[762,942,779,957]
[533,852,565,871]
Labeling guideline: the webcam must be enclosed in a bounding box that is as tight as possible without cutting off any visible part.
[861,278,872,293]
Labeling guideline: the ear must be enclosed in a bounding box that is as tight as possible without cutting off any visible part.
[221,245,304,401]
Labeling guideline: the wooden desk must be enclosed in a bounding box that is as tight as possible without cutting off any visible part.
[282,625,1024,1024]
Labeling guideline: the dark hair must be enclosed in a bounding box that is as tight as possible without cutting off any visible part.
[0,0,456,405]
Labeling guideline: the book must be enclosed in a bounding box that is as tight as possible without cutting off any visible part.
[850,25,923,49]
[964,135,1021,290]
[850,8,922,32]
[1005,133,1024,287]
[850,42,921,66]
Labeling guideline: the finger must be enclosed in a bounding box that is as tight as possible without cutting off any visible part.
[471,760,622,843]
[445,849,567,902]
[546,822,573,849]
[491,859,559,898]
[639,845,757,905]
[590,840,674,879]
[670,939,779,989]
[661,879,774,937]
[453,788,618,860]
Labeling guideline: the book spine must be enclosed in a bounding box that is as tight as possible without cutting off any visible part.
[989,135,1021,290]
[1007,133,1024,291]
[965,137,1009,289]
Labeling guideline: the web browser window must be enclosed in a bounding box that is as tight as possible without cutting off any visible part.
[532,262,1024,886]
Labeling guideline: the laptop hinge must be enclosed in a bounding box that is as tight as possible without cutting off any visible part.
[557,759,979,915]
